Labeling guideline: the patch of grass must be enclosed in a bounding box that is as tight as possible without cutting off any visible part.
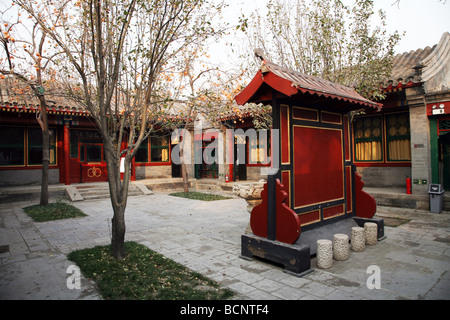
[23,202,87,222]
[169,191,231,201]
[68,242,235,300]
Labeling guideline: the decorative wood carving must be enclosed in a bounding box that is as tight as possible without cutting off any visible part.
[354,172,377,218]
[250,179,301,244]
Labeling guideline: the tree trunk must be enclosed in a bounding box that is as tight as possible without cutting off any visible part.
[105,142,130,260]
[40,130,49,206]
[111,204,126,260]
[38,95,49,206]
[181,146,189,193]
[109,179,128,260]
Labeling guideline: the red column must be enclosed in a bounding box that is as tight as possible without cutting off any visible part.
[64,124,70,185]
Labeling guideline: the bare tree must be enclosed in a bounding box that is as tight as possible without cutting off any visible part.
[239,0,403,101]
[12,0,226,259]
[0,13,62,206]
[167,44,248,191]
[392,0,447,7]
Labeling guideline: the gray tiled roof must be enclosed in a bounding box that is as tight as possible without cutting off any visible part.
[263,59,380,108]
[382,46,435,88]
[381,32,450,91]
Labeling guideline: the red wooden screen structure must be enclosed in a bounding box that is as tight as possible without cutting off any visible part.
[237,51,384,276]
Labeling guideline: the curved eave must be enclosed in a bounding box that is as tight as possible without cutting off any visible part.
[0,104,90,116]
[294,85,382,111]
[216,112,255,122]
[235,70,265,106]
[382,81,422,93]
[235,68,381,111]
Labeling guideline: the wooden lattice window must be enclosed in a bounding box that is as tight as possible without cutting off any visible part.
[385,113,411,161]
[354,116,383,161]
[150,135,169,163]
[0,126,24,166]
[27,127,57,165]
[135,137,149,163]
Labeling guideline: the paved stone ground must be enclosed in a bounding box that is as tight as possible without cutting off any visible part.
[1,192,449,300]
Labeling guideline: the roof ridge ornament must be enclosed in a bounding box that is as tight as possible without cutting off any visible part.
[255,48,270,73]
[254,48,267,62]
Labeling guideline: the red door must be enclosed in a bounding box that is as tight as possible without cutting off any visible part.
[80,143,107,182]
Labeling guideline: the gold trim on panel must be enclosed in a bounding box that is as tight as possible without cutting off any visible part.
[345,165,353,213]
[280,104,290,165]
[323,204,345,220]
[297,209,321,226]
[281,169,291,208]
[292,106,319,122]
[344,115,351,161]
[292,124,345,210]
[321,111,342,124]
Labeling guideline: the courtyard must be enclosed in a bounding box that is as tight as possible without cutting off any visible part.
[0,190,449,302]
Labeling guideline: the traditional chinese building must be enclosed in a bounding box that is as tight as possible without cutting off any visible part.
[354,32,450,210]
[0,92,182,186]
[223,32,450,211]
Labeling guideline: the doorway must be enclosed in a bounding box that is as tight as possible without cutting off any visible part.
[79,143,107,182]
[171,143,181,178]
[234,137,247,181]
[193,138,219,179]
[439,132,450,190]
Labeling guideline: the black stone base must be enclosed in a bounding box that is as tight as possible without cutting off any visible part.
[296,218,359,256]
[353,216,386,241]
[241,234,313,277]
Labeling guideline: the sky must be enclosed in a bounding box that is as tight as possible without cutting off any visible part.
[214,0,450,65]
[372,0,450,54]
[1,0,448,80]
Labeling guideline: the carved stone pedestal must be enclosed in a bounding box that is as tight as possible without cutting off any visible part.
[233,182,265,234]
[351,227,365,252]
[364,222,378,246]
[333,233,349,261]
[316,239,333,269]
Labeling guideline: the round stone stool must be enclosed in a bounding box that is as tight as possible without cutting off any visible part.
[351,227,365,252]
[364,222,378,246]
[316,239,333,269]
[333,233,349,261]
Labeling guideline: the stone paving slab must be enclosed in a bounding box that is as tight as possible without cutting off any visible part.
[0,192,449,301]
[0,203,100,300]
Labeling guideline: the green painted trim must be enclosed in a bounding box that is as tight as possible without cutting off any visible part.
[429,118,439,184]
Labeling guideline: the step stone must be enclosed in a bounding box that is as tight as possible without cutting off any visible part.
[74,183,147,201]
